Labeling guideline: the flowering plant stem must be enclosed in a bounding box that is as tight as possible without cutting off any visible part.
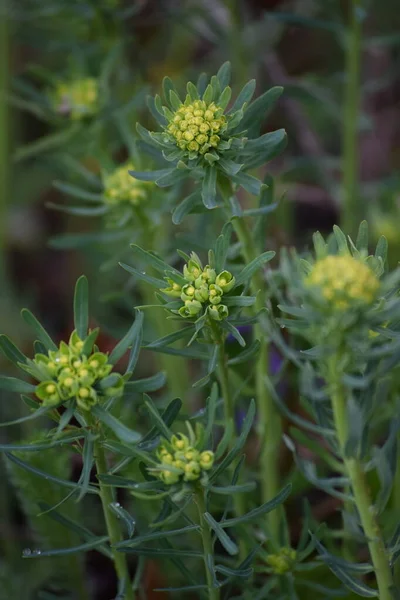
[327,355,394,599]
[342,0,362,237]
[94,437,134,600]
[218,177,282,542]
[209,319,247,559]
[195,488,220,600]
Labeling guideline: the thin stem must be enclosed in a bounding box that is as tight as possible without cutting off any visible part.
[209,320,234,423]
[94,439,134,600]
[341,0,363,237]
[328,357,394,600]
[218,177,282,543]
[209,319,247,559]
[195,489,220,600]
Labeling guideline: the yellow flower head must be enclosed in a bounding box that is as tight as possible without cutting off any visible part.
[103,163,150,207]
[167,100,226,156]
[266,547,297,574]
[305,255,380,311]
[53,78,99,121]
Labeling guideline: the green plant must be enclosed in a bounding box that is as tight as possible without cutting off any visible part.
[3,52,400,600]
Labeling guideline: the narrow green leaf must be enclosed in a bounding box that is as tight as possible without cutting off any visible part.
[53,181,103,203]
[202,166,217,209]
[333,225,349,254]
[0,375,36,394]
[92,406,141,444]
[214,564,253,579]
[231,171,263,195]
[0,433,84,452]
[102,441,158,466]
[0,334,28,365]
[218,157,243,176]
[375,235,388,263]
[144,325,195,349]
[162,76,179,104]
[210,400,255,481]
[14,125,80,162]
[228,339,260,366]
[117,547,202,557]
[109,503,136,538]
[114,524,199,548]
[139,398,182,448]
[144,396,173,439]
[124,371,166,393]
[81,328,100,358]
[214,222,232,273]
[0,404,51,428]
[204,512,238,555]
[47,203,108,217]
[38,502,111,558]
[210,482,256,495]
[22,535,109,558]
[77,433,95,502]
[119,262,166,288]
[221,484,291,528]
[223,295,256,307]
[172,192,202,225]
[314,538,379,597]
[6,452,99,494]
[228,79,256,114]
[129,168,171,182]
[73,276,89,340]
[221,321,246,347]
[156,168,188,187]
[21,309,57,351]
[234,251,275,287]
[356,220,368,251]
[109,310,143,367]
[130,245,180,276]
[216,62,231,90]
[239,87,283,136]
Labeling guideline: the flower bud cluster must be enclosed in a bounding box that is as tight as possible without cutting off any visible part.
[266,547,297,574]
[53,78,99,121]
[103,163,149,208]
[166,99,227,157]
[155,433,214,486]
[27,331,124,411]
[305,255,380,311]
[163,252,235,321]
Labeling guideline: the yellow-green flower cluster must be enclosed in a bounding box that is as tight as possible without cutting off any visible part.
[305,255,380,311]
[53,78,99,121]
[155,433,214,486]
[163,252,235,321]
[166,100,227,157]
[103,163,150,208]
[28,331,124,411]
[266,547,297,575]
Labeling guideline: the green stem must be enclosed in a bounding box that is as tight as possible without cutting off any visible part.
[195,489,220,600]
[393,440,400,587]
[218,178,282,542]
[342,0,363,237]
[94,439,134,600]
[209,320,247,559]
[328,357,394,600]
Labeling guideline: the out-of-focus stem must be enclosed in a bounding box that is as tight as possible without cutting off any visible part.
[328,356,394,600]
[342,0,363,237]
